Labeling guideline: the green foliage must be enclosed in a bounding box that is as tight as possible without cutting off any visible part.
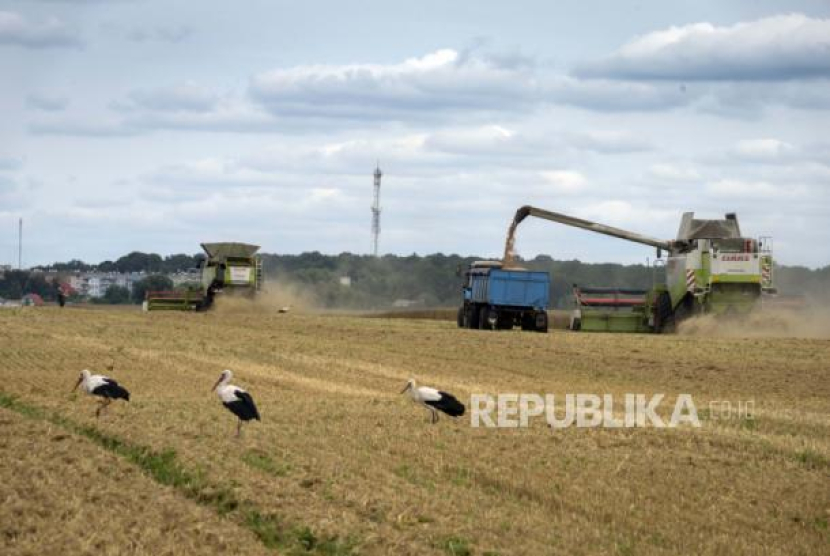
[244,510,286,548]
[115,251,164,273]
[440,536,472,556]
[103,284,131,304]
[131,274,175,303]
[261,252,657,309]
[0,269,57,301]
[794,449,828,470]
[241,450,292,476]
[47,252,200,274]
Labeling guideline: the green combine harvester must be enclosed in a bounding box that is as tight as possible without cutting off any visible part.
[508,206,776,332]
[146,242,262,311]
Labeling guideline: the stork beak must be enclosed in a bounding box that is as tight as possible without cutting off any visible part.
[399,383,411,394]
[72,376,82,392]
[212,377,223,392]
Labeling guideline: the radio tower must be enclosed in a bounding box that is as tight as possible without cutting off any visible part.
[18,217,23,270]
[371,163,382,257]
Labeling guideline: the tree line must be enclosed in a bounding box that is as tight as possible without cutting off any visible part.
[45,251,203,274]
[4,251,828,308]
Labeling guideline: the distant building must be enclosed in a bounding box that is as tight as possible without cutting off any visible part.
[68,274,87,293]
[87,275,107,298]
[171,270,200,287]
[339,276,352,287]
[63,271,145,297]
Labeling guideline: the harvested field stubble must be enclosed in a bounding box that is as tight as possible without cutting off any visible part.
[0,307,828,555]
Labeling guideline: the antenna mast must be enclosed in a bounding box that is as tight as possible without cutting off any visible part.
[371,163,382,257]
[18,217,22,270]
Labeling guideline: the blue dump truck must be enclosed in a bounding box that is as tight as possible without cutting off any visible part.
[457,261,550,332]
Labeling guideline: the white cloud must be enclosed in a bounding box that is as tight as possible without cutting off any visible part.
[539,170,587,193]
[249,48,542,121]
[567,130,651,153]
[705,179,791,199]
[648,163,701,182]
[576,14,830,81]
[0,11,81,49]
[547,76,694,111]
[423,125,518,155]
[733,139,797,161]
[247,48,701,128]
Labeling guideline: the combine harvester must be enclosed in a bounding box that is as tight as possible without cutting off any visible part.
[146,242,262,311]
[507,206,776,332]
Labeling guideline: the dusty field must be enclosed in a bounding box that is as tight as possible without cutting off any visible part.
[0,307,828,555]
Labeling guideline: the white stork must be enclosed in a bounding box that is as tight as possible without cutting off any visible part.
[212,369,260,437]
[400,379,465,424]
[72,368,131,417]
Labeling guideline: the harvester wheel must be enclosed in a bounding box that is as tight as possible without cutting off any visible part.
[673,295,695,324]
[655,292,675,333]
[457,307,465,328]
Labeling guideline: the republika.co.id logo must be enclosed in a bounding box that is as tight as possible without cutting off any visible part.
[470,393,704,429]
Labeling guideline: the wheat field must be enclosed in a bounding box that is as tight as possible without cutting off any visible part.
[1,306,828,555]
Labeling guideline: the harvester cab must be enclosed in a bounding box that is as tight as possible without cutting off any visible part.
[199,242,262,309]
[507,206,775,332]
[666,212,774,319]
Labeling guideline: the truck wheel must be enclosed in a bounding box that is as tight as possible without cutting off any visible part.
[467,305,481,329]
[478,308,489,330]
[480,308,497,330]
[521,313,534,331]
[497,313,513,330]
[535,311,549,333]
[457,307,465,328]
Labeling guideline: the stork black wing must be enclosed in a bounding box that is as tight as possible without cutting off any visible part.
[224,390,260,421]
[425,392,465,417]
[92,379,130,401]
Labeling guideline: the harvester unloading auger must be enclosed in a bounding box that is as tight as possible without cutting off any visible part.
[505,206,776,332]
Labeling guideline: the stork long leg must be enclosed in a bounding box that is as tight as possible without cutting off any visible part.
[431,409,438,424]
[96,398,111,418]
[236,419,242,438]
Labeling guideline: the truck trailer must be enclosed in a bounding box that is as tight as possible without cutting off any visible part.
[457,261,550,332]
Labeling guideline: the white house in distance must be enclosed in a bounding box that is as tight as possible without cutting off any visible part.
[63,271,146,298]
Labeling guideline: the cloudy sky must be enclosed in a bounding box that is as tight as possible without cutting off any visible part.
[1,1,829,267]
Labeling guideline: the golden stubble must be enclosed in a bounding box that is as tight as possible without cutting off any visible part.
[0,307,828,555]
